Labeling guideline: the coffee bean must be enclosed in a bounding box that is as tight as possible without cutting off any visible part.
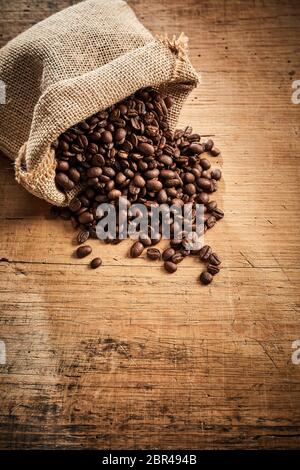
[205,139,214,152]
[189,143,204,154]
[208,253,221,265]
[90,257,102,269]
[171,252,185,264]
[130,241,144,258]
[206,215,216,229]
[133,174,146,188]
[77,230,90,244]
[146,179,163,192]
[207,264,220,275]
[206,200,217,212]
[211,169,222,180]
[87,167,102,178]
[76,245,92,258]
[162,247,175,261]
[55,172,75,190]
[164,96,173,108]
[200,158,211,170]
[114,128,126,141]
[199,271,213,285]
[69,197,81,212]
[138,143,155,156]
[108,189,122,200]
[56,161,69,172]
[212,207,224,220]
[102,130,113,143]
[184,183,196,196]
[147,248,161,260]
[199,245,212,261]
[78,211,94,224]
[210,147,221,157]
[164,261,177,273]
[196,177,211,192]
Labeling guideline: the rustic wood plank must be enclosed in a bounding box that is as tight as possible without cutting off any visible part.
[0,0,300,450]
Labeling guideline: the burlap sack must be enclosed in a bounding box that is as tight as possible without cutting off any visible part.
[0,0,199,206]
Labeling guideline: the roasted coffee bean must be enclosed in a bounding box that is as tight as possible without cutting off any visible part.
[164,96,173,108]
[102,130,113,143]
[90,257,102,269]
[130,241,144,258]
[171,252,185,264]
[211,168,222,180]
[77,230,90,244]
[157,189,168,204]
[133,174,146,188]
[162,247,175,261]
[108,189,122,200]
[87,167,102,178]
[76,245,92,258]
[204,139,214,152]
[206,200,217,212]
[160,169,175,179]
[199,271,213,285]
[138,142,155,156]
[56,161,69,172]
[55,173,75,190]
[210,147,221,157]
[206,215,216,229]
[78,211,94,224]
[207,264,220,275]
[199,245,212,261]
[196,177,211,192]
[200,158,211,170]
[212,207,224,220]
[147,248,161,260]
[197,192,210,205]
[69,197,81,212]
[184,183,196,196]
[164,261,177,273]
[114,128,126,141]
[189,143,204,154]
[208,252,221,265]
[146,179,163,192]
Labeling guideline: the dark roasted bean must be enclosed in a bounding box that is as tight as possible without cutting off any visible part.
[77,230,90,244]
[130,241,144,258]
[208,252,221,265]
[164,261,177,273]
[76,245,92,258]
[199,271,213,285]
[90,257,102,269]
[199,245,212,261]
[147,248,161,260]
[207,264,220,275]
[162,247,175,261]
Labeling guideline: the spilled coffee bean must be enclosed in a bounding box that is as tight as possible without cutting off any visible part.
[52,87,224,284]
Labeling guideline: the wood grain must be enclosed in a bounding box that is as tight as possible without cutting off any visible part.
[0,0,300,449]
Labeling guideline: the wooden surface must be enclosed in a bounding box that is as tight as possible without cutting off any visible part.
[0,0,300,450]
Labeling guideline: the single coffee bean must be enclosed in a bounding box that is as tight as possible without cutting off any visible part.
[199,245,212,261]
[114,128,126,141]
[197,192,209,205]
[205,139,214,152]
[171,252,185,264]
[133,174,146,188]
[200,158,211,170]
[206,200,217,212]
[207,264,220,275]
[196,177,211,192]
[144,169,160,179]
[55,173,75,190]
[147,248,161,260]
[76,245,92,258]
[90,257,102,269]
[160,169,175,179]
[206,215,216,229]
[56,161,69,172]
[210,147,221,157]
[130,241,144,258]
[164,261,177,273]
[108,189,122,200]
[189,143,204,154]
[212,207,224,220]
[146,179,163,192]
[138,142,155,156]
[102,130,113,143]
[184,183,196,196]
[164,96,173,108]
[162,247,175,261]
[211,169,222,180]
[208,252,221,265]
[69,197,81,212]
[157,189,168,204]
[77,230,90,244]
[78,211,94,224]
[87,166,102,178]
[200,271,213,285]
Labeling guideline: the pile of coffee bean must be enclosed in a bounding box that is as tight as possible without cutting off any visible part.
[52,88,223,284]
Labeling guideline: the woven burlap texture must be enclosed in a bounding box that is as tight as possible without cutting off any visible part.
[0,0,199,206]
